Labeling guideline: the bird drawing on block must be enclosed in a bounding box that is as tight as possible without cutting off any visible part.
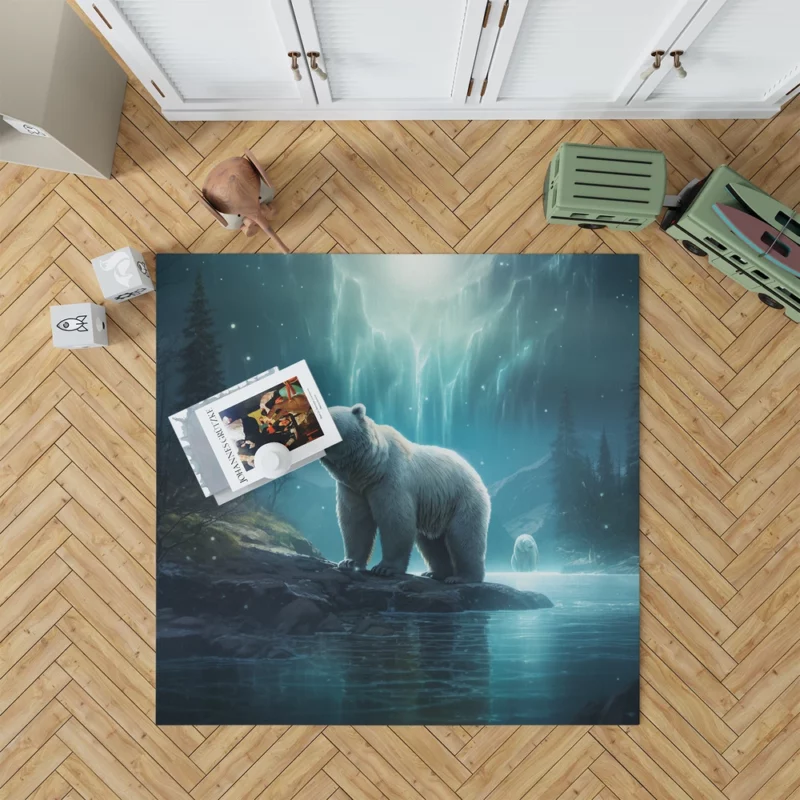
[197,149,289,254]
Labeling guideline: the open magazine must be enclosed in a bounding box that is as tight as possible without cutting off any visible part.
[170,360,341,504]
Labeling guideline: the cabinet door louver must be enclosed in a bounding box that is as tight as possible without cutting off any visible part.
[497,0,683,102]
[649,0,800,102]
[306,0,470,101]
[113,0,300,102]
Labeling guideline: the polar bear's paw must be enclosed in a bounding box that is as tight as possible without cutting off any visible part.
[337,558,362,571]
[370,562,401,577]
[444,576,468,584]
[421,571,449,581]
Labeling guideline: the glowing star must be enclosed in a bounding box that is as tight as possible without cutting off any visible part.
[230,323,236,329]
[245,356,251,361]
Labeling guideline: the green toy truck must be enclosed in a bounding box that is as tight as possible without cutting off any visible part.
[544,143,667,231]
[660,165,800,322]
[544,143,800,322]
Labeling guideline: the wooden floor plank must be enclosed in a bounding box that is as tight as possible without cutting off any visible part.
[57,682,190,800]
[639,679,737,789]
[399,121,469,174]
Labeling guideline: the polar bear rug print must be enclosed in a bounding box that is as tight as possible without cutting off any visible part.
[321,404,490,583]
[511,534,539,572]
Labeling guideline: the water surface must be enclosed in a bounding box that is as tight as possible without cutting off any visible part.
[157,572,639,725]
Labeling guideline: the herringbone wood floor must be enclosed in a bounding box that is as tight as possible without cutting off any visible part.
[3,19,800,799]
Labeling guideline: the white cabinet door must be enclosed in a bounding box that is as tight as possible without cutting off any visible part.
[479,0,706,111]
[76,0,316,113]
[635,0,800,110]
[288,0,486,109]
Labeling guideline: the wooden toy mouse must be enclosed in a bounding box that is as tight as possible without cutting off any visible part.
[197,149,289,253]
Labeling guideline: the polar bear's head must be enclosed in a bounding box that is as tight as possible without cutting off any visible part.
[324,404,377,466]
[515,534,536,551]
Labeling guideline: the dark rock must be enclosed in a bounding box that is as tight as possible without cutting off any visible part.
[276,598,325,634]
[458,583,553,611]
[363,626,393,636]
[211,634,264,658]
[157,550,553,652]
[354,616,381,634]
[317,613,345,633]
[393,592,461,613]
[266,645,295,659]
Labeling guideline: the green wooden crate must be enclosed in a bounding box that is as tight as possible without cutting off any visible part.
[662,164,800,323]
[544,143,667,231]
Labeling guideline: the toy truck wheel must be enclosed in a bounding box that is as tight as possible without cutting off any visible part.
[758,293,785,310]
[682,240,707,257]
[578,223,606,230]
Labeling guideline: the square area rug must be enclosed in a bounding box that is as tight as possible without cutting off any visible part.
[156,253,640,725]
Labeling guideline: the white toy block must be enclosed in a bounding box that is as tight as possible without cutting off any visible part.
[91,246,154,302]
[50,303,107,349]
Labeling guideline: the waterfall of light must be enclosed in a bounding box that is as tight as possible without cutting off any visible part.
[323,253,602,446]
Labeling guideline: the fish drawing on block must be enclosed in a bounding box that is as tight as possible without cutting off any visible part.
[712,204,800,277]
[56,315,89,332]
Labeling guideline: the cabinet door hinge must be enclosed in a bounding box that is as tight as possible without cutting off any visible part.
[482,0,492,27]
[480,77,488,97]
[499,0,509,27]
[467,77,475,97]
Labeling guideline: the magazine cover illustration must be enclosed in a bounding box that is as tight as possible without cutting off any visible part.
[195,360,341,491]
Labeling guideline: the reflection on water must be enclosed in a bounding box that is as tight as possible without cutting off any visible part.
[157,572,639,725]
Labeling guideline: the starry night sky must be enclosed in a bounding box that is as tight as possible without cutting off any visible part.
[156,253,638,559]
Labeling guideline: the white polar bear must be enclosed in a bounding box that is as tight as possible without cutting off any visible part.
[321,404,490,583]
[511,534,539,572]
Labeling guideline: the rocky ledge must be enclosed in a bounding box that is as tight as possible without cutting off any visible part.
[158,550,552,656]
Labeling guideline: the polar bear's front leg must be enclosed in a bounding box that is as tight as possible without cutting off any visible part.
[335,484,377,570]
[371,497,416,577]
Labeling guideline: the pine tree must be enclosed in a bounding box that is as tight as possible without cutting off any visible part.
[624,375,639,487]
[621,375,640,555]
[596,429,614,489]
[550,391,593,555]
[158,273,225,516]
[178,273,224,408]
[594,429,615,555]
